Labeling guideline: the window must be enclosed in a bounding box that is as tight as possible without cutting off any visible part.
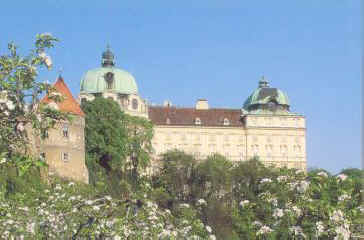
[105,72,114,89]
[40,152,46,161]
[41,129,48,139]
[166,118,171,124]
[62,124,69,138]
[195,118,201,125]
[280,145,287,156]
[251,144,259,155]
[132,99,138,110]
[62,152,69,162]
[223,118,230,126]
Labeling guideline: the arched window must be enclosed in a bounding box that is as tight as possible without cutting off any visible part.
[195,118,201,125]
[132,99,138,110]
[223,118,230,126]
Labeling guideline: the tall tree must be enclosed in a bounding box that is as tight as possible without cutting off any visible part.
[81,97,127,177]
[124,114,154,184]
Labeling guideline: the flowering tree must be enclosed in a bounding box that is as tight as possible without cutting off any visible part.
[231,168,363,239]
[0,34,68,173]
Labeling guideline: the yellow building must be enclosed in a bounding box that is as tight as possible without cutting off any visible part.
[35,76,89,183]
[79,47,307,171]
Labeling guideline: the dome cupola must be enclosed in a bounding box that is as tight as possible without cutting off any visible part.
[243,76,290,114]
[102,45,115,67]
[80,45,138,95]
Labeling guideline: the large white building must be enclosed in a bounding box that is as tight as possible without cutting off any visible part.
[79,47,307,171]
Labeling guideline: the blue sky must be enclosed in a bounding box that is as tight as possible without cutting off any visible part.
[1,0,361,173]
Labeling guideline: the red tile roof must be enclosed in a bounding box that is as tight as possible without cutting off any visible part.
[148,106,243,127]
[41,76,85,116]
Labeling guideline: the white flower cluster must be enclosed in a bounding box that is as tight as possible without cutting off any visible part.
[317,171,328,177]
[277,175,288,182]
[239,200,250,208]
[197,198,207,206]
[296,180,310,193]
[256,225,273,236]
[0,181,212,239]
[316,221,325,235]
[334,223,351,240]
[260,178,272,184]
[0,90,15,113]
[272,208,284,218]
[330,210,345,223]
[336,174,348,181]
[338,194,351,202]
[38,51,53,69]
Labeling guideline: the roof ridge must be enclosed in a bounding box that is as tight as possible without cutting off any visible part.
[41,76,85,116]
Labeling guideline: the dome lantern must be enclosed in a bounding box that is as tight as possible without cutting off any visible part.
[258,76,269,88]
[242,77,290,114]
[101,44,115,67]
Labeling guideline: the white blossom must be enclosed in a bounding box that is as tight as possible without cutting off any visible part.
[206,225,212,233]
[334,224,350,240]
[17,122,25,132]
[297,180,310,193]
[316,221,325,235]
[330,210,345,223]
[239,200,250,208]
[291,206,302,216]
[273,208,284,218]
[197,198,207,206]
[260,178,272,184]
[5,100,15,110]
[337,174,348,181]
[317,171,328,177]
[277,175,288,182]
[256,225,273,236]
[338,194,351,202]
[179,203,190,208]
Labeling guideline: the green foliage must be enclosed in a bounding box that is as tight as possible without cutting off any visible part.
[195,154,233,200]
[81,97,127,176]
[157,150,197,202]
[123,114,154,184]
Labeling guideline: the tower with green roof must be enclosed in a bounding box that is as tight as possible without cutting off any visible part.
[79,46,148,118]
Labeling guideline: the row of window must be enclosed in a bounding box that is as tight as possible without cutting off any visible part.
[191,118,230,125]
[251,144,303,153]
[157,133,303,144]
[40,152,70,162]
[155,143,303,155]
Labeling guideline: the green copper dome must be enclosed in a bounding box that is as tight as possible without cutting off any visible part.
[80,46,138,95]
[243,77,290,113]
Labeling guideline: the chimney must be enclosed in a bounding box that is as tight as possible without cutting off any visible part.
[163,100,172,107]
[195,99,209,110]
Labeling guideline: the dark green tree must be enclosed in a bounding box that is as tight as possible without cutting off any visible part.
[195,153,233,200]
[156,150,197,202]
[339,168,363,179]
[81,97,127,180]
